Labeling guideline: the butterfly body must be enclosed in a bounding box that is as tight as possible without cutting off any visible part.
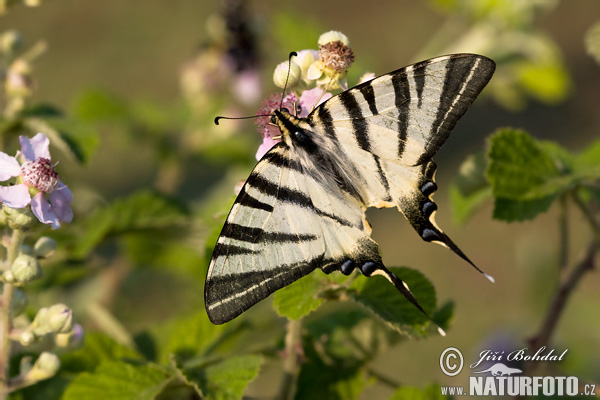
[206,54,496,325]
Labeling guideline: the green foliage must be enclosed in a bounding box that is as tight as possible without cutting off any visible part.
[72,190,189,258]
[273,273,326,320]
[184,355,263,400]
[349,267,439,337]
[452,128,600,222]
[62,362,171,400]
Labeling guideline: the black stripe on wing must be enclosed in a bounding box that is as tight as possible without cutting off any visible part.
[206,255,325,324]
[337,90,392,202]
[417,55,495,164]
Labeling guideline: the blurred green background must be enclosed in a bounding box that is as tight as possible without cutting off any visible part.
[4,0,600,397]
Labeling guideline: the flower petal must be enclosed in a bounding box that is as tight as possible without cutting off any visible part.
[298,87,332,117]
[20,133,51,162]
[255,136,280,161]
[0,152,21,181]
[30,192,60,229]
[0,184,32,208]
[48,183,73,223]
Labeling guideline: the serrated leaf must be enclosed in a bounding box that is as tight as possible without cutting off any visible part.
[389,384,449,400]
[487,128,574,201]
[348,267,437,338]
[493,196,555,222]
[60,332,141,373]
[73,190,189,258]
[62,361,171,400]
[273,273,325,320]
[585,20,600,65]
[185,355,262,400]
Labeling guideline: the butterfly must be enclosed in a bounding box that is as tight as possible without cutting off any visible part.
[205,53,495,326]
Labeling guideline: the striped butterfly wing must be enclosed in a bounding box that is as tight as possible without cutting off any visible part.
[206,144,379,324]
[206,53,495,324]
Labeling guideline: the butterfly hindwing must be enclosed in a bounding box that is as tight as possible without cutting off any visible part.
[205,144,379,324]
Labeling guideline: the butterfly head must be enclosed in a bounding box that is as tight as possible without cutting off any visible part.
[272,108,317,151]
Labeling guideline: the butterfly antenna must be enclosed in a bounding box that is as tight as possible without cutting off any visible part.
[279,51,298,110]
[214,114,272,125]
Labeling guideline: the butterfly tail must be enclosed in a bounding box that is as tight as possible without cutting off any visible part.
[400,160,494,283]
[365,263,446,336]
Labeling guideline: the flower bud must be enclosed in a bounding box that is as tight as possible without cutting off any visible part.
[3,205,35,229]
[19,330,35,346]
[34,237,57,259]
[29,352,60,381]
[33,304,73,335]
[0,30,22,55]
[293,50,318,83]
[11,254,42,283]
[55,323,84,350]
[318,30,350,47]
[5,59,34,97]
[273,60,301,89]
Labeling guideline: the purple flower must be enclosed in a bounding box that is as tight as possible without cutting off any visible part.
[0,133,73,229]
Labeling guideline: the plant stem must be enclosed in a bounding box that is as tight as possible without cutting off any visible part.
[526,238,597,372]
[0,228,24,398]
[277,319,302,400]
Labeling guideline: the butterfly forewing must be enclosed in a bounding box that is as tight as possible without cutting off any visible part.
[206,53,495,324]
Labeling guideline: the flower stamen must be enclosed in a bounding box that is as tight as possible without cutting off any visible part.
[20,158,59,193]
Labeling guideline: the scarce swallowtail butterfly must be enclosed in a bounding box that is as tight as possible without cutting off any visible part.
[206,53,496,325]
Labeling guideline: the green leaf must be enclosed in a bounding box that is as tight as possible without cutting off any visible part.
[585,20,600,65]
[273,273,326,320]
[62,361,171,400]
[493,196,556,222]
[146,311,226,364]
[60,332,141,373]
[487,128,566,200]
[73,190,189,258]
[185,355,263,400]
[574,139,600,181]
[450,151,492,224]
[16,374,71,400]
[432,300,455,332]
[389,384,450,400]
[296,338,368,400]
[348,267,437,338]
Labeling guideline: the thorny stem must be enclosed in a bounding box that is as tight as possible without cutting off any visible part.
[277,319,302,400]
[0,228,24,398]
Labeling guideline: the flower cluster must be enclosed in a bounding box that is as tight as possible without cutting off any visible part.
[255,30,364,160]
[0,133,73,229]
